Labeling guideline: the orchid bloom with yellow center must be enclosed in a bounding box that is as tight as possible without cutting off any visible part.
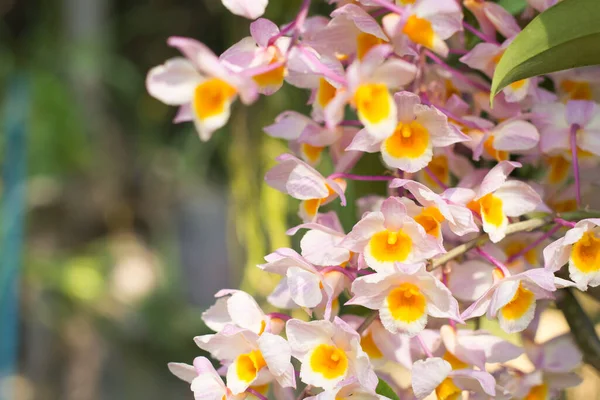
[194,328,295,395]
[411,358,497,400]
[348,91,469,173]
[340,197,444,273]
[348,263,462,336]
[286,318,378,390]
[465,161,542,243]
[146,36,258,141]
[461,268,557,333]
[544,218,600,291]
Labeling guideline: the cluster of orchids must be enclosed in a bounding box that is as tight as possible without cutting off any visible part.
[146,0,600,398]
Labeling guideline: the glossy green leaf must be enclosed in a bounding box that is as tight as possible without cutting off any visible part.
[491,0,600,103]
[376,378,400,400]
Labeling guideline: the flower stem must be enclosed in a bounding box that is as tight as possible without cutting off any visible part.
[424,166,448,190]
[268,0,311,46]
[555,218,576,229]
[365,0,405,15]
[505,224,561,264]
[424,50,491,93]
[416,334,434,358]
[462,21,499,45]
[476,247,510,277]
[247,388,269,400]
[297,46,348,86]
[570,123,582,207]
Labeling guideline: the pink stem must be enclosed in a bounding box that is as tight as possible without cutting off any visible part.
[448,48,468,55]
[328,173,395,181]
[365,0,405,15]
[297,46,348,86]
[268,0,311,46]
[268,312,292,321]
[424,50,491,92]
[476,247,510,277]
[462,21,499,45]
[340,120,363,127]
[416,334,434,358]
[555,218,576,229]
[246,388,269,400]
[570,123,582,207]
[505,224,561,264]
[424,166,448,190]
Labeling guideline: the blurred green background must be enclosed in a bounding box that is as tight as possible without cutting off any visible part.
[0,1,333,399]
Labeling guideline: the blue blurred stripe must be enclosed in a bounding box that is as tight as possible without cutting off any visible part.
[0,73,29,395]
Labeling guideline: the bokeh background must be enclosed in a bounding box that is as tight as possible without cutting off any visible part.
[2,0,600,399]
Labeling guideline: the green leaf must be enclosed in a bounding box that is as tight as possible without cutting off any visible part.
[490,0,600,103]
[376,378,400,400]
[497,0,527,15]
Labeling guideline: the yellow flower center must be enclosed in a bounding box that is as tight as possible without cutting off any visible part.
[443,351,469,370]
[301,143,324,164]
[500,283,535,320]
[383,121,431,159]
[423,155,450,189]
[386,283,427,323]
[571,230,600,273]
[414,207,445,238]
[468,193,504,228]
[317,78,337,108]
[549,198,577,213]
[236,350,267,383]
[354,83,392,124]
[356,32,385,60]
[309,344,349,379]
[509,79,527,90]
[524,383,549,400]
[252,56,286,89]
[193,78,237,120]
[560,79,592,101]
[402,15,435,49]
[360,331,383,359]
[368,230,413,262]
[546,155,570,185]
[435,378,462,400]
[483,135,509,162]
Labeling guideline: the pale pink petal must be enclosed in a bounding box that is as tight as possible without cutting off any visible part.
[476,161,521,198]
[415,105,470,147]
[381,196,408,231]
[448,260,494,302]
[287,267,323,308]
[451,369,496,397]
[250,18,279,47]
[482,2,521,38]
[493,120,540,151]
[566,100,595,127]
[264,111,314,140]
[168,362,197,383]
[221,0,268,19]
[330,4,387,40]
[459,43,501,77]
[494,180,542,217]
[411,358,452,400]
[393,91,420,122]
[372,59,417,90]
[174,104,193,123]
[265,154,329,200]
[146,58,201,105]
[339,212,385,252]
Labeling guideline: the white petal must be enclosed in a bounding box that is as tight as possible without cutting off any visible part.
[411,358,452,400]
